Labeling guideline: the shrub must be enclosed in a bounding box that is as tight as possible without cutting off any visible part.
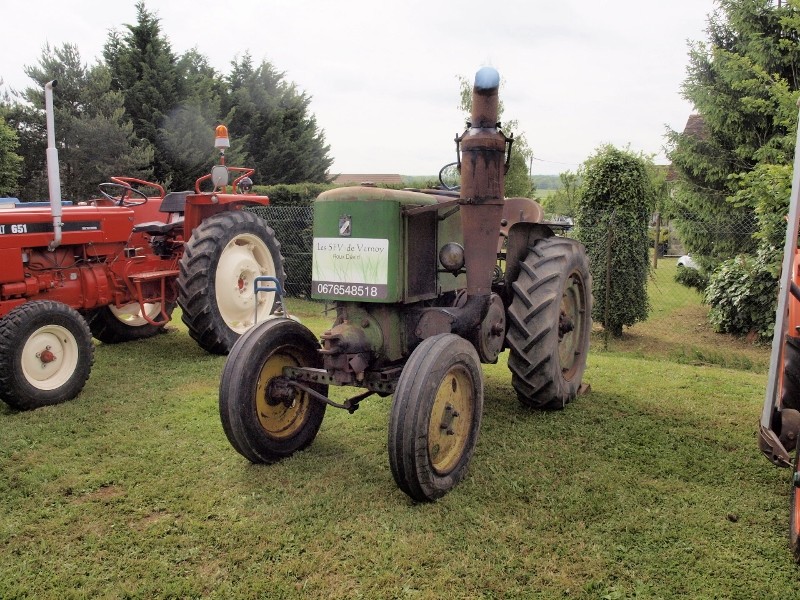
[575,146,654,337]
[252,183,334,207]
[675,265,709,292]
[705,247,778,341]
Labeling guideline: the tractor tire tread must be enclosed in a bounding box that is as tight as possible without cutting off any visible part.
[178,210,285,355]
[506,237,591,410]
[87,303,175,344]
[0,301,94,410]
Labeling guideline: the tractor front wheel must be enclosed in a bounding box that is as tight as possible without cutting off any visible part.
[0,301,94,410]
[219,318,327,463]
[388,334,483,502]
[87,301,175,344]
[179,210,285,355]
[506,236,592,409]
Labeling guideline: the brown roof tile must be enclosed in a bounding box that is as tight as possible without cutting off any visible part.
[332,174,404,185]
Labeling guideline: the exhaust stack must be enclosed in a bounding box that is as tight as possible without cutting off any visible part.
[44,80,63,251]
[457,66,511,297]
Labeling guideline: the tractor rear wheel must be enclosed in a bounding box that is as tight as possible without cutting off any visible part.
[179,210,285,355]
[506,236,592,409]
[0,301,94,410]
[388,334,483,502]
[791,442,800,562]
[219,318,327,463]
[782,335,800,411]
[87,301,175,343]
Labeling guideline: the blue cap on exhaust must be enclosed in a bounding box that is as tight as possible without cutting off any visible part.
[474,66,500,91]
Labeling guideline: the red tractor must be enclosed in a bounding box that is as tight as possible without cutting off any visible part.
[0,80,285,410]
[759,108,800,560]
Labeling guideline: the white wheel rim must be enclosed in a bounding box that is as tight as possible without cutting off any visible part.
[215,232,276,333]
[21,324,80,391]
[109,302,162,326]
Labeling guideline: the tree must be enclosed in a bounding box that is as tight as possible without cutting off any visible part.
[457,75,534,198]
[667,0,800,339]
[575,145,654,337]
[66,65,154,197]
[667,0,800,266]
[104,1,183,186]
[5,42,153,201]
[0,116,22,195]
[225,54,333,185]
[158,49,242,190]
[541,170,580,217]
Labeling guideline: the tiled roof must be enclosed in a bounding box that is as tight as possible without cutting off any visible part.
[664,114,709,182]
[683,114,708,140]
[332,174,404,185]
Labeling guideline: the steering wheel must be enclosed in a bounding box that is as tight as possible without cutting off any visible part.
[98,182,149,207]
[439,162,461,191]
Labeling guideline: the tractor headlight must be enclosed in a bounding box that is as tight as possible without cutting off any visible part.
[439,242,465,273]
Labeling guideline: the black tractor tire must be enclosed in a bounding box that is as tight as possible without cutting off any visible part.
[388,334,484,502]
[506,236,592,410]
[782,335,800,411]
[0,301,94,410]
[790,442,800,563]
[87,301,175,344]
[219,317,327,463]
[178,210,285,355]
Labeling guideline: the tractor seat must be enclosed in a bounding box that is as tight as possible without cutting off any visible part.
[132,220,181,235]
[160,191,189,214]
[131,191,190,235]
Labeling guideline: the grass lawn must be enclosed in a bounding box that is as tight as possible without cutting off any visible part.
[1,262,796,599]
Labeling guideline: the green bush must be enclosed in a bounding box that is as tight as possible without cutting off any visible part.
[674,265,708,292]
[252,183,334,207]
[705,248,778,341]
[575,146,654,337]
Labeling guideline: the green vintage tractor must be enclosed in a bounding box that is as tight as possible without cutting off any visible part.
[218,67,593,501]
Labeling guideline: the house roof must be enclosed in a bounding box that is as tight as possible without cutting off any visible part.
[682,114,708,140]
[332,174,404,185]
[665,114,709,182]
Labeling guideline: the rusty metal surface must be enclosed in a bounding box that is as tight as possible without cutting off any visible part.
[760,425,793,467]
[457,67,510,297]
[498,198,545,252]
[319,320,373,385]
[471,293,506,363]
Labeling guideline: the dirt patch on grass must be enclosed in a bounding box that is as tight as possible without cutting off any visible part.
[69,484,125,504]
[130,510,174,531]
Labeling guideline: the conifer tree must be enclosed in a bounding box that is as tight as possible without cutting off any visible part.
[667,0,800,265]
[0,116,21,196]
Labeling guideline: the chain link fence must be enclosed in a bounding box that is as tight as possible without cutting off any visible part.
[246,206,757,311]
[651,214,759,308]
[247,205,314,297]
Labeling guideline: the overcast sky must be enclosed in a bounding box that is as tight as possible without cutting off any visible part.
[0,0,718,176]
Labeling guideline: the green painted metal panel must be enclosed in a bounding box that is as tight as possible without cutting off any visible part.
[311,187,437,303]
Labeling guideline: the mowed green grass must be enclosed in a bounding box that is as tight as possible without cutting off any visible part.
[1,267,797,599]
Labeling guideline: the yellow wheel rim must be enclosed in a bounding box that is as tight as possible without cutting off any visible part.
[427,365,474,475]
[255,351,308,439]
